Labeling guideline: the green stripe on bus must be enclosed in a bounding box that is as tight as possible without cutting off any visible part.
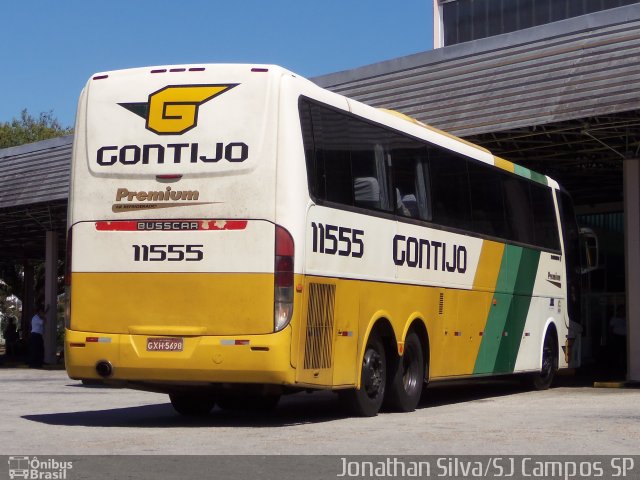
[529,171,548,185]
[473,245,523,374]
[492,248,541,373]
[514,165,532,180]
[514,164,548,185]
[473,245,541,374]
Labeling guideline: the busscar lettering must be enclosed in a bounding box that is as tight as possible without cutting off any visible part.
[137,222,199,231]
[393,234,467,273]
[97,142,248,166]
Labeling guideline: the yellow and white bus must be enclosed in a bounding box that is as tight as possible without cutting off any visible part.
[65,64,584,416]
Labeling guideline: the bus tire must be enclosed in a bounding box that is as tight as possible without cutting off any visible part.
[529,329,558,390]
[384,331,424,412]
[339,333,386,417]
[169,393,215,416]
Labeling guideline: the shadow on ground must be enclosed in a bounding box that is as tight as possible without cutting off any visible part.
[22,375,565,429]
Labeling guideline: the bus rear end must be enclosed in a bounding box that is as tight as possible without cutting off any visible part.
[65,65,297,394]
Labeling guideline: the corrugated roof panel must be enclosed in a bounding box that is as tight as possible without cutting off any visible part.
[312,5,640,137]
[0,136,72,209]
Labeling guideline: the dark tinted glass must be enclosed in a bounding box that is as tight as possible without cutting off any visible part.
[442,0,638,46]
[443,1,459,45]
[468,161,508,238]
[558,190,581,322]
[457,0,474,43]
[300,101,353,205]
[534,0,551,25]
[430,149,471,230]
[530,183,560,250]
[472,0,489,39]
[517,0,535,29]
[503,176,534,244]
[300,99,394,212]
[390,145,431,220]
[300,97,560,251]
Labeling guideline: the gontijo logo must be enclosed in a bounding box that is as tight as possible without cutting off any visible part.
[119,84,237,135]
[97,82,249,166]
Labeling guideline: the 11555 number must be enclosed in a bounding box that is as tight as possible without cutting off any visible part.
[132,244,204,262]
[311,223,364,258]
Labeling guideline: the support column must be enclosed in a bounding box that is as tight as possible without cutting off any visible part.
[22,262,35,345]
[623,157,640,382]
[44,231,58,365]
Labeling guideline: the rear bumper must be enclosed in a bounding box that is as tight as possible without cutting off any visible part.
[65,327,295,385]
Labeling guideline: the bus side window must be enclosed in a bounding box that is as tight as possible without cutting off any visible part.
[503,177,533,244]
[415,159,432,221]
[389,146,431,221]
[354,176,381,210]
[350,147,391,212]
[468,161,507,238]
[300,98,395,213]
[429,147,471,230]
[530,183,560,250]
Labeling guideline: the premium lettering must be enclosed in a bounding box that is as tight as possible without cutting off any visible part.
[115,187,199,202]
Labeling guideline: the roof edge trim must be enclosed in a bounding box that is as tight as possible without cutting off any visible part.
[0,134,73,160]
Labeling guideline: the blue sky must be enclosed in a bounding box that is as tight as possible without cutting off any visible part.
[1,1,433,128]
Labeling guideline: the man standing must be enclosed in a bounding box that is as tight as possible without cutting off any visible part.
[29,304,48,368]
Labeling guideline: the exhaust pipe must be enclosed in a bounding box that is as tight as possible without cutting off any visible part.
[95,360,113,378]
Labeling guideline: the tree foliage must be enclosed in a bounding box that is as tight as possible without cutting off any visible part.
[0,109,72,149]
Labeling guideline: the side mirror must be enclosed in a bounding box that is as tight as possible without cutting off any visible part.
[579,227,598,274]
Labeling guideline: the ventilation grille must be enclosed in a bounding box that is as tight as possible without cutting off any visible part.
[438,293,445,315]
[303,283,336,370]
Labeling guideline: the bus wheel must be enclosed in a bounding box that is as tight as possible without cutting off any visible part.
[339,333,386,417]
[529,329,558,390]
[169,393,215,416]
[384,331,424,412]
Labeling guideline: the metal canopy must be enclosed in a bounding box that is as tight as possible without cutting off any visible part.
[0,200,67,265]
[0,136,71,267]
[466,111,638,207]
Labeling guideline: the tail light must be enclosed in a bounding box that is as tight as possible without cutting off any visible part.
[64,227,72,329]
[274,225,294,332]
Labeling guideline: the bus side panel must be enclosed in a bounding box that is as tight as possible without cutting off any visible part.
[431,239,504,378]
[472,245,541,374]
[513,250,568,372]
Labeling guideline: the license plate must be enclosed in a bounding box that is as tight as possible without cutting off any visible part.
[146,337,183,352]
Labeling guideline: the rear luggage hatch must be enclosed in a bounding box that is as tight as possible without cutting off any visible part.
[69,219,276,335]
[69,65,284,336]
